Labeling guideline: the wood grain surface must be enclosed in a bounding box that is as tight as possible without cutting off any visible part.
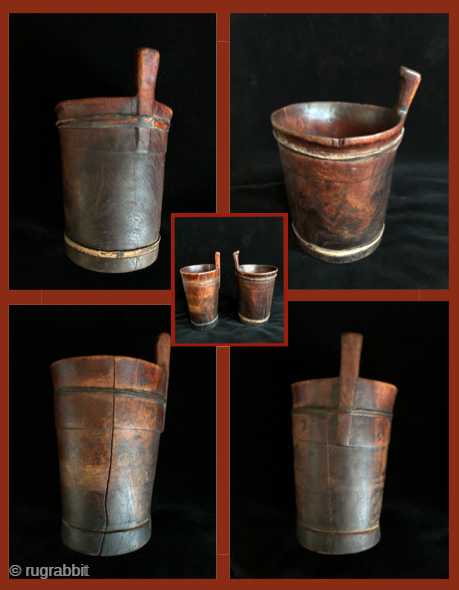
[51,334,171,556]
[272,67,421,263]
[291,333,398,554]
[180,253,220,331]
[233,250,278,326]
[56,48,172,273]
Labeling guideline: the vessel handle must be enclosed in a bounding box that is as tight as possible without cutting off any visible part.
[339,332,363,410]
[155,332,171,400]
[136,47,160,116]
[393,66,421,121]
[233,250,240,269]
[215,252,221,283]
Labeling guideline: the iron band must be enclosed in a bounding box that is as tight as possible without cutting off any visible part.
[235,272,277,282]
[292,406,393,420]
[297,520,380,536]
[182,276,220,287]
[238,312,270,324]
[54,386,166,405]
[191,316,219,328]
[292,223,384,260]
[64,234,161,259]
[62,517,152,555]
[62,516,151,535]
[57,114,170,130]
[274,128,404,160]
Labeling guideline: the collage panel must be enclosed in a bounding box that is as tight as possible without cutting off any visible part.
[230,13,448,289]
[9,305,216,578]
[230,301,448,578]
[9,12,216,290]
[173,215,285,345]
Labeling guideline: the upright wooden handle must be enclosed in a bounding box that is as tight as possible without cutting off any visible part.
[136,47,160,116]
[233,251,240,269]
[393,66,421,121]
[155,332,171,399]
[339,332,363,410]
[215,252,221,279]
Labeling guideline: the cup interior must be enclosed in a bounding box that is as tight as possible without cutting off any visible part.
[272,102,399,140]
[237,264,278,276]
[180,263,216,275]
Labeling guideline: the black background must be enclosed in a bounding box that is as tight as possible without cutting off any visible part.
[230,13,449,289]
[9,306,216,579]
[174,216,284,344]
[230,301,448,578]
[9,13,216,290]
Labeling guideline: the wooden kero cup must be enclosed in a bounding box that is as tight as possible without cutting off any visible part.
[272,67,421,263]
[233,250,278,326]
[291,333,397,554]
[56,48,172,273]
[51,334,171,556]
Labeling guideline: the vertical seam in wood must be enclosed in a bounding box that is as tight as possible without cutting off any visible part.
[133,131,138,206]
[99,360,116,555]
[199,284,203,322]
[133,133,138,270]
[326,420,332,552]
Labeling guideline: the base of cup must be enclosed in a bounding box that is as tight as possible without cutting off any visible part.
[292,223,384,264]
[190,316,219,331]
[238,311,270,326]
[296,519,381,555]
[61,517,152,557]
[64,234,160,273]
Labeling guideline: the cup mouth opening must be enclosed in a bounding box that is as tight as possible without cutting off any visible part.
[180,263,217,275]
[55,97,173,124]
[50,355,158,370]
[236,264,278,276]
[272,101,402,146]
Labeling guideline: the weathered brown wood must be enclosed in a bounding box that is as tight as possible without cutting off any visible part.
[56,48,173,273]
[51,333,171,556]
[180,253,220,331]
[271,66,421,263]
[136,48,159,116]
[291,333,397,554]
[233,250,278,326]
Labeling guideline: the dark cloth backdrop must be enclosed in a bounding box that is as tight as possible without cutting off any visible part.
[230,13,448,289]
[9,13,216,290]
[9,306,216,579]
[230,301,449,578]
[174,216,284,344]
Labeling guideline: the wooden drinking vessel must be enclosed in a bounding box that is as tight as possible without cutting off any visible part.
[180,252,221,331]
[51,333,171,556]
[272,67,421,263]
[56,48,172,273]
[233,250,278,326]
[291,333,397,554]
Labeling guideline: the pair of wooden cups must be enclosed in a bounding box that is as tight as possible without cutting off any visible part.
[180,251,278,331]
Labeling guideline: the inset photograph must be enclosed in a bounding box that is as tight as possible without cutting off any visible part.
[230,13,448,289]
[9,13,216,290]
[231,301,448,578]
[9,305,216,578]
[173,215,286,345]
